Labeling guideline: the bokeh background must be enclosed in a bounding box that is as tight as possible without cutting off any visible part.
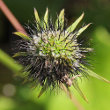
[0,0,110,110]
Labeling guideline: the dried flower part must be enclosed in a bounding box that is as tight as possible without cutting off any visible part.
[13,8,110,101]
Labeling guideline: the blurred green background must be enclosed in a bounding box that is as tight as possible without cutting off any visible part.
[0,0,110,110]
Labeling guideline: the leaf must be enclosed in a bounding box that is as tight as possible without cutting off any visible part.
[55,9,64,30]
[76,23,91,38]
[44,8,49,29]
[67,13,84,33]
[14,32,31,41]
[72,79,88,102]
[13,52,28,57]
[0,49,22,73]
[82,65,110,83]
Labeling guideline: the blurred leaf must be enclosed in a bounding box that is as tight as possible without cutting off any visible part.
[0,49,22,73]
[94,27,110,47]
[0,97,15,110]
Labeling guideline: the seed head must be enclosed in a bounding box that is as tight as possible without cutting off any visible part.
[13,8,92,101]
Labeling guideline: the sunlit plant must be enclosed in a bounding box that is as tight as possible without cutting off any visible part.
[13,8,110,102]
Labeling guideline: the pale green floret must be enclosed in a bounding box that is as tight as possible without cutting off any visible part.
[32,31,78,59]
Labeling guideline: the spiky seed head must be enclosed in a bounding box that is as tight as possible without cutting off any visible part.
[13,8,93,100]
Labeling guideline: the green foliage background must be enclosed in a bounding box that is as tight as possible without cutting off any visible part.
[0,0,110,110]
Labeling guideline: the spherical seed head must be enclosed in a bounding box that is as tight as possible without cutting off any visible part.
[13,9,92,93]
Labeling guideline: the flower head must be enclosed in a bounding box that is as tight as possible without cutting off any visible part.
[13,8,92,101]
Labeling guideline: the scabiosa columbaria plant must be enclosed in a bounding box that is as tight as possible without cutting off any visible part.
[13,8,110,101]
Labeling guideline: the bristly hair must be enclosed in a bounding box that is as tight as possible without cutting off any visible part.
[13,8,110,102]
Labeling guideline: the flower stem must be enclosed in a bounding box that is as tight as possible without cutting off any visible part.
[0,0,27,34]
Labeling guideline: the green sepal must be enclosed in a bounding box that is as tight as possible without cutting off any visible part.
[67,13,84,33]
[76,23,91,38]
[13,52,28,58]
[82,65,110,84]
[55,9,64,30]
[34,8,40,30]
[80,47,93,52]
[44,8,49,29]
[38,86,46,98]
[13,32,31,41]
[64,85,85,109]
[34,8,40,23]
[72,79,88,102]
